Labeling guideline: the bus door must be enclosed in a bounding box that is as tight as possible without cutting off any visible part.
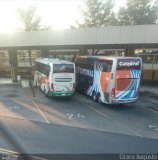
[113,59,141,102]
[93,60,113,103]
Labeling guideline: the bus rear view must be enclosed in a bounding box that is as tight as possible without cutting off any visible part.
[34,58,75,97]
[111,58,142,104]
[52,63,75,96]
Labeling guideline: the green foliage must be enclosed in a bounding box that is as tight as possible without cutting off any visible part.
[118,0,158,25]
[17,5,51,31]
[80,0,116,27]
[80,0,158,27]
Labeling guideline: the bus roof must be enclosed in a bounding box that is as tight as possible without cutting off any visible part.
[35,57,74,65]
[77,55,141,61]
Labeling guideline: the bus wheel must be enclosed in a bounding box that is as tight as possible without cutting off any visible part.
[92,92,97,102]
[98,94,103,105]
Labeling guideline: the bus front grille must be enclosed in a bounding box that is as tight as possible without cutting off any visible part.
[55,78,72,82]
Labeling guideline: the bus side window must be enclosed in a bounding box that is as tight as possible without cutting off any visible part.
[98,60,113,72]
[103,63,111,72]
[38,63,43,73]
[43,65,50,76]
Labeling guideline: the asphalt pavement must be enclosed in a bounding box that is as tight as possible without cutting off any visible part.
[0,82,158,158]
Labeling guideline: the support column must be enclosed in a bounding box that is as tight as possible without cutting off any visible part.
[9,48,18,83]
[79,47,87,55]
[41,48,49,57]
[0,53,3,70]
[28,50,32,67]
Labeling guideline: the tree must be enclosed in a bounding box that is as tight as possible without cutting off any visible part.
[79,0,116,27]
[118,0,158,25]
[17,5,51,31]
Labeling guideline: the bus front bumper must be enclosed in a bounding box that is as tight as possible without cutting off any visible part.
[48,91,74,97]
[111,97,138,104]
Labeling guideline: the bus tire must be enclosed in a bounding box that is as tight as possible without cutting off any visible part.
[92,91,97,102]
[98,93,103,105]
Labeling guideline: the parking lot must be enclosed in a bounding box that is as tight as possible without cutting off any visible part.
[0,81,158,156]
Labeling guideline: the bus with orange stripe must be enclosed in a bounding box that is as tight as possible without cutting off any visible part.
[34,58,76,97]
[75,56,142,104]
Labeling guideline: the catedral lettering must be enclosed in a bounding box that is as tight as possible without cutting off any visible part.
[119,61,140,67]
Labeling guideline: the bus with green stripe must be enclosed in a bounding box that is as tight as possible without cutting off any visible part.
[34,58,76,97]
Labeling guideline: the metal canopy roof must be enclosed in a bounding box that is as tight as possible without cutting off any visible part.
[0,25,158,48]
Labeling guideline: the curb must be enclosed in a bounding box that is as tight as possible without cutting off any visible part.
[0,83,21,85]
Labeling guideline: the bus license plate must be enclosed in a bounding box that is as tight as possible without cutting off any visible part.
[61,94,65,96]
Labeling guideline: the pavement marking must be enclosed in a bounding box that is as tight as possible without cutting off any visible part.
[147,107,158,114]
[149,124,158,132]
[76,93,111,119]
[67,113,74,120]
[76,96,111,119]
[149,125,157,128]
[66,113,85,120]
[133,131,143,138]
[0,148,18,154]
[31,156,48,160]
[86,105,110,119]
[32,101,50,124]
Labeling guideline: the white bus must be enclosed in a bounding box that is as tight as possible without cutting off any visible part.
[75,56,142,104]
[34,58,76,97]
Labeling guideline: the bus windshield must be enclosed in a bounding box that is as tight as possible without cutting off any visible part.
[53,64,74,73]
[117,59,141,70]
[97,60,113,72]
